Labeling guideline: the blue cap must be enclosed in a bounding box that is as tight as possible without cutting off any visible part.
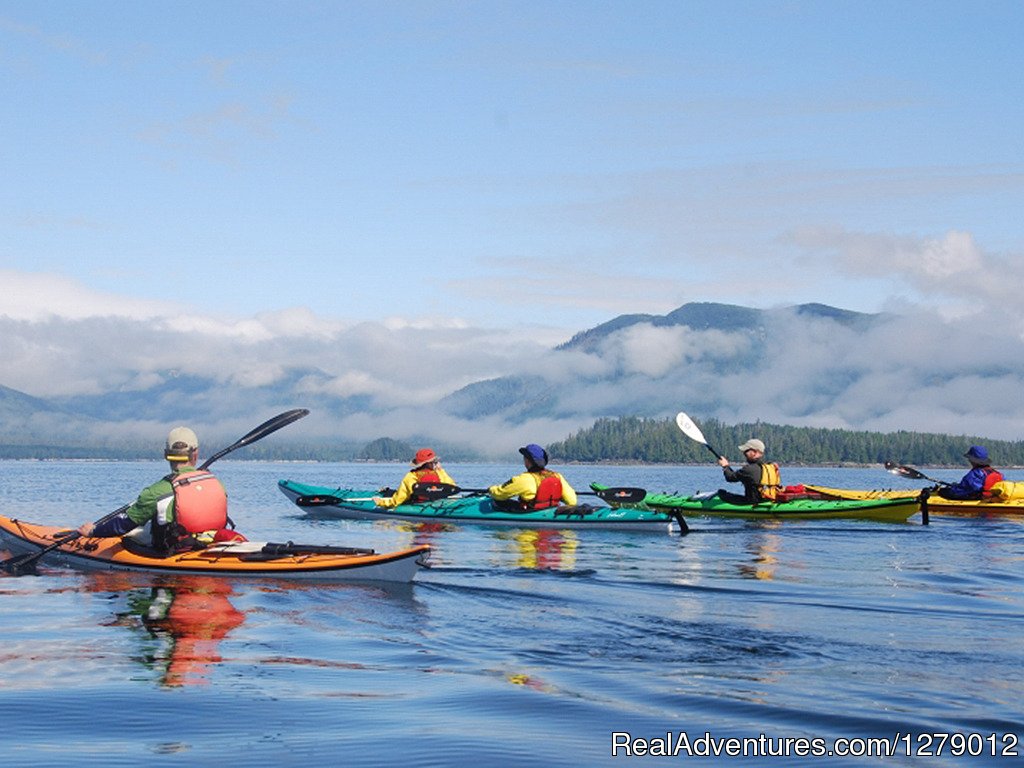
[519,443,548,468]
[965,446,989,462]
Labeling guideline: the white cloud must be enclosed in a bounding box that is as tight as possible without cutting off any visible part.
[0,269,183,321]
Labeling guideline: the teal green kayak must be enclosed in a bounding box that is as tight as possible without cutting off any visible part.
[278,479,678,533]
[590,483,922,522]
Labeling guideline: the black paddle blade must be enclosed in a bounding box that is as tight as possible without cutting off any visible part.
[412,482,463,501]
[200,408,310,470]
[884,461,926,481]
[294,494,344,507]
[590,486,647,504]
[1,553,42,576]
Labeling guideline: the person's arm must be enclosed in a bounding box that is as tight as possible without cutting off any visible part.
[559,474,578,505]
[79,512,136,538]
[489,473,535,501]
[721,464,741,482]
[940,469,985,500]
[437,468,456,485]
[375,472,417,508]
[124,480,169,526]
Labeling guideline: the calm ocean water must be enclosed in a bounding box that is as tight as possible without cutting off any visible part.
[1,460,1021,767]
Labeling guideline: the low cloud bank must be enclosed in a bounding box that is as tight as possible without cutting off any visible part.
[2,228,1023,454]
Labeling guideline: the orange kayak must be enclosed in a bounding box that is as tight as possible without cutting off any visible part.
[0,514,429,582]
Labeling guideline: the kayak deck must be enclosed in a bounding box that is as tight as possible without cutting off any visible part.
[0,514,428,582]
[279,479,677,533]
[591,484,922,522]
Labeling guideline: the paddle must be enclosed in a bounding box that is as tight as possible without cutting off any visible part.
[675,411,725,461]
[203,540,377,559]
[410,482,649,505]
[883,461,950,487]
[1,408,310,576]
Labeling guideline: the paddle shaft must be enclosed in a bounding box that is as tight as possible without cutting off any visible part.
[1,409,309,574]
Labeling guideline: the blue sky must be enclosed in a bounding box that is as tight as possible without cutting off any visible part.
[2,2,1024,450]
[4,1,1021,332]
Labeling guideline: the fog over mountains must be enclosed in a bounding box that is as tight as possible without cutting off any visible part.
[2,299,1023,457]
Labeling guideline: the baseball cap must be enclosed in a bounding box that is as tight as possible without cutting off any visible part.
[738,439,765,453]
[165,426,198,460]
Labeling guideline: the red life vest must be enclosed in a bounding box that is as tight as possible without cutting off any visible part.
[529,471,563,510]
[981,467,1004,498]
[411,468,440,501]
[171,471,228,533]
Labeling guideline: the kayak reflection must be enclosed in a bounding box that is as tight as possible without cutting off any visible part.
[109,575,245,687]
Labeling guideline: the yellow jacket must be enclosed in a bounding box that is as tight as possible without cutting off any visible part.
[375,467,456,508]
[488,470,578,506]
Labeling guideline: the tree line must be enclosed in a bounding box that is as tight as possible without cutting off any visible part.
[3,417,1022,466]
[547,416,1024,467]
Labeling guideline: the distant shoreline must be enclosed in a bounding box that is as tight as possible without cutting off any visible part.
[0,455,1011,470]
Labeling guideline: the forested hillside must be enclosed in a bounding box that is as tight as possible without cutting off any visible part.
[548,416,1024,467]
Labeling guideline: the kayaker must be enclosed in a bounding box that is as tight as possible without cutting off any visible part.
[716,438,781,504]
[488,444,578,510]
[78,427,243,553]
[374,448,456,507]
[937,446,1003,500]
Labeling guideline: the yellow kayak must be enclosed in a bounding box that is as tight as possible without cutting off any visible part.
[804,485,1024,518]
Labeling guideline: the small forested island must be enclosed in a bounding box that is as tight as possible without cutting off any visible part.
[3,416,1023,467]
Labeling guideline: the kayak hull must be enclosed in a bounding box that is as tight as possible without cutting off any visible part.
[591,484,921,522]
[0,515,428,582]
[805,484,1024,517]
[279,479,676,533]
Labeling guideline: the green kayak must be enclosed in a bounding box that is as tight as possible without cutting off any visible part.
[590,483,923,522]
[278,479,679,533]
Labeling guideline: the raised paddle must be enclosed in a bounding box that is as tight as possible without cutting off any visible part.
[883,461,950,487]
[1,408,310,576]
[675,411,725,461]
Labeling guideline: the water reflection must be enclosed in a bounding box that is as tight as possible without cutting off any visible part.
[737,524,783,581]
[494,529,579,570]
[92,574,244,687]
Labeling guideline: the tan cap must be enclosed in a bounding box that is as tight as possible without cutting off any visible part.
[165,426,198,460]
[738,438,765,453]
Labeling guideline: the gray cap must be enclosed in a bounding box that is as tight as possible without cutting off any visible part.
[165,426,198,460]
[738,438,765,453]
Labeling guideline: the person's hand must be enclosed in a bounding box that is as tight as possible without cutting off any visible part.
[372,497,384,506]
[77,522,96,537]
[717,456,730,468]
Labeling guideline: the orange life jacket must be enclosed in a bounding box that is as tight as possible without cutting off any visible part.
[170,471,229,533]
[529,471,563,510]
[981,467,1004,498]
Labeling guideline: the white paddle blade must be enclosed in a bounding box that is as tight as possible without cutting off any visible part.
[675,411,708,445]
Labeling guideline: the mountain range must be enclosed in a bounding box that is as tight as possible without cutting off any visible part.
[0,301,900,458]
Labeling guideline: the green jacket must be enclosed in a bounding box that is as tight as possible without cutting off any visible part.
[125,465,195,526]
